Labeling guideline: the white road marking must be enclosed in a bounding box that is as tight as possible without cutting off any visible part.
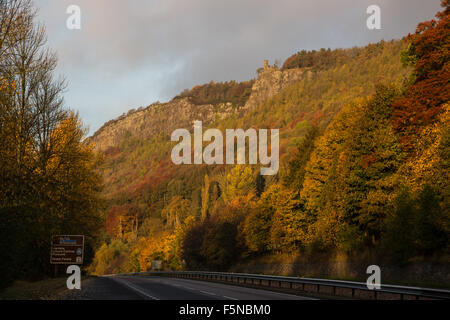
[165,277,316,300]
[110,277,160,300]
[112,275,316,300]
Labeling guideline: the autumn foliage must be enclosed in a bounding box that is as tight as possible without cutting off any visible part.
[393,1,450,145]
[0,1,104,286]
[174,80,254,106]
[90,3,449,275]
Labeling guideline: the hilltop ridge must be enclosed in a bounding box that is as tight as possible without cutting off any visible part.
[89,61,307,152]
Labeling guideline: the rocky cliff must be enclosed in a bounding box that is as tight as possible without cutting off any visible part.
[243,64,308,110]
[88,98,216,152]
[88,63,307,152]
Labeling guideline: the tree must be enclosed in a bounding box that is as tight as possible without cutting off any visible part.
[302,85,404,249]
[161,196,192,229]
[200,174,210,221]
[393,1,450,146]
[383,185,448,262]
[0,1,104,285]
[401,104,450,207]
[283,125,320,190]
[243,185,281,253]
[267,185,306,251]
[221,165,255,202]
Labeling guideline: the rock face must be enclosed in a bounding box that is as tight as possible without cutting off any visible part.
[88,98,217,152]
[88,64,306,152]
[243,64,307,110]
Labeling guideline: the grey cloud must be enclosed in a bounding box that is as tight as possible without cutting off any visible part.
[34,0,442,133]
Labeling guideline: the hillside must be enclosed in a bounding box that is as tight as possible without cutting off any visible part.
[89,39,412,271]
[90,40,408,198]
[88,3,449,281]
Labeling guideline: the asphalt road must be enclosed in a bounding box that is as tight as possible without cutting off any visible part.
[63,275,315,300]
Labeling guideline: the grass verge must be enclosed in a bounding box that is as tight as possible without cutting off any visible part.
[1,277,72,300]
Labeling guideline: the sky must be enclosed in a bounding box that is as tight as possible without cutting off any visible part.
[33,0,443,135]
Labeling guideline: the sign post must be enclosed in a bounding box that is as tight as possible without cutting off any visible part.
[50,235,85,272]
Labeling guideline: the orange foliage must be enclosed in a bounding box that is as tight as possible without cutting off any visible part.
[393,1,450,145]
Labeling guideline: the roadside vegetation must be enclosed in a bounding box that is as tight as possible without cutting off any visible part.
[0,277,68,300]
[0,0,104,288]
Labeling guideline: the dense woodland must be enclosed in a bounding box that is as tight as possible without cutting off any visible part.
[90,3,449,275]
[174,80,255,107]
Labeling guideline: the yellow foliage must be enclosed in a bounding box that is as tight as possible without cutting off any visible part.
[401,104,450,193]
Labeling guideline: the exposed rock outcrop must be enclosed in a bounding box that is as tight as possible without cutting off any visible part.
[88,64,307,152]
[243,64,308,110]
[88,98,216,152]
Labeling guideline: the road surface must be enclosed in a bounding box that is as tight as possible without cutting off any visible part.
[63,275,315,300]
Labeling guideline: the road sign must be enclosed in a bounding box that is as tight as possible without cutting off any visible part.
[151,260,162,270]
[50,235,84,265]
